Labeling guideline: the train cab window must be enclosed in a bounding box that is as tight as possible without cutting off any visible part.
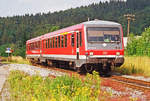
[61,36,64,47]
[58,36,60,48]
[53,37,55,48]
[71,34,74,47]
[55,37,58,48]
[79,32,82,46]
[65,35,67,47]
[87,27,120,42]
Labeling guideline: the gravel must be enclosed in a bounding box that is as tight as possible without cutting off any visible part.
[101,86,147,100]
[2,64,66,77]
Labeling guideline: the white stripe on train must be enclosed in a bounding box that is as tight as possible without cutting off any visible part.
[26,54,124,59]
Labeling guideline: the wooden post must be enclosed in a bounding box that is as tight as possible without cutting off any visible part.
[124,14,135,41]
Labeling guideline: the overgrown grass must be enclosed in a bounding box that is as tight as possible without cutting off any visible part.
[8,70,101,101]
[1,56,30,64]
[115,56,150,76]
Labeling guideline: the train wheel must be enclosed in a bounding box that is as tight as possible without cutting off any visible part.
[99,63,111,77]
[85,64,93,73]
[74,67,80,73]
[29,59,35,65]
[103,64,111,77]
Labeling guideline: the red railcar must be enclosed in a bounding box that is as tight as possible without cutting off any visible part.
[26,20,124,74]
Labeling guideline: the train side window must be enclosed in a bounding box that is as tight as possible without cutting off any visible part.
[61,36,64,47]
[30,44,31,50]
[33,43,35,50]
[46,40,48,49]
[28,45,29,51]
[71,34,74,47]
[43,40,45,49]
[38,41,40,49]
[44,40,46,49]
[79,32,82,46]
[65,35,67,47]
[32,43,34,50]
[51,38,53,48]
[36,42,38,49]
[28,45,30,51]
[53,37,55,48]
[31,43,32,50]
[27,45,28,51]
[48,39,50,48]
[34,42,36,49]
[31,43,33,50]
[58,36,60,48]
[49,39,52,48]
[56,37,58,48]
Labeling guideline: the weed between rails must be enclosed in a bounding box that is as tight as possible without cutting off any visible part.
[8,70,101,101]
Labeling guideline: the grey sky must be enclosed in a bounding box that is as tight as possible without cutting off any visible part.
[0,0,109,17]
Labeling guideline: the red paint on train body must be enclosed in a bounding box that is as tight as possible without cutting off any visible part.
[26,20,124,73]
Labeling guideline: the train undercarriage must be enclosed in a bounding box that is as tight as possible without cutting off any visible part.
[28,56,124,76]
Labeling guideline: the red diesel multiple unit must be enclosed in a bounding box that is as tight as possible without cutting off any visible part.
[26,20,124,74]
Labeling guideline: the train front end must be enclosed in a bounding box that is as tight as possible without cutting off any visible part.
[83,20,124,74]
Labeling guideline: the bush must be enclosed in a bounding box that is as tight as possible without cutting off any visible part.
[8,71,101,101]
[126,27,150,56]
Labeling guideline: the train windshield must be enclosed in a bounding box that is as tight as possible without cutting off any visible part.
[87,27,120,43]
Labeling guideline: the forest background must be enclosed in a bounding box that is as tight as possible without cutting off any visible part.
[0,0,150,57]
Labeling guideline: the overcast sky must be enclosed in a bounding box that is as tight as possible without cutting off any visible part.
[0,0,109,17]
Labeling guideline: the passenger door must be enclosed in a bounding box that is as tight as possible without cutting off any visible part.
[76,30,82,60]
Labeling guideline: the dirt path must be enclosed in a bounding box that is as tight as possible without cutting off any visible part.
[0,65,9,93]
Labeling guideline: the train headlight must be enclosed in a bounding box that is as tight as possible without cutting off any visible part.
[116,52,120,56]
[90,52,93,56]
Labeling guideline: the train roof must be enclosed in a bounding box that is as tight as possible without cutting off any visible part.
[26,20,121,43]
[82,20,121,26]
[26,35,43,44]
[43,20,121,39]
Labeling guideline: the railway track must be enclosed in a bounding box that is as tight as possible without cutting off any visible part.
[110,75,150,92]
[32,63,79,77]
[33,63,150,93]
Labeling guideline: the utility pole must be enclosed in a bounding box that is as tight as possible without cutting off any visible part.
[124,14,135,37]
